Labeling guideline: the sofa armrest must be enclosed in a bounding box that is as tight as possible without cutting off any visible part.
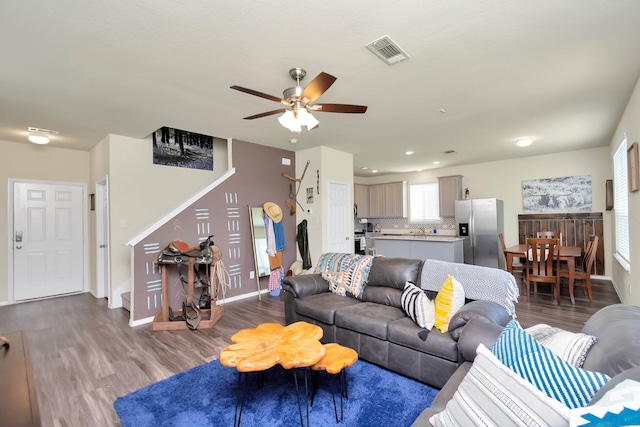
[457,317,505,362]
[281,274,330,298]
[447,300,511,341]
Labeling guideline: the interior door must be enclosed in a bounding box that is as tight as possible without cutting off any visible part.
[327,181,351,253]
[13,181,85,301]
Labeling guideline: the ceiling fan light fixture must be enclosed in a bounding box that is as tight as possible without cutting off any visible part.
[297,108,319,130]
[278,110,301,132]
[278,108,319,132]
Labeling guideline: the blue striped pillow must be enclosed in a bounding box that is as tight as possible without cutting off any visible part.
[491,320,609,409]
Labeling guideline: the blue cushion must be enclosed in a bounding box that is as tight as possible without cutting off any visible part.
[491,320,610,409]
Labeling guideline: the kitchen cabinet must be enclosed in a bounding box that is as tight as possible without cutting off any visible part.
[368,184,385,217]
[354,184,369,218]
[368,182,406,218]
[384,182,407,218]
[438,175,462,217]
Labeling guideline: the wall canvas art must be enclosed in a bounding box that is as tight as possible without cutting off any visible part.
[152,126,214,170]
[522,175,592,212]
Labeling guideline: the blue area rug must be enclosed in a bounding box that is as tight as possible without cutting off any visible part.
[114,359,438,427]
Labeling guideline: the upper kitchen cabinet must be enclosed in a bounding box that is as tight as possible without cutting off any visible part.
[354,184,369,218]
[384,182,407,218]
[367,182,407,218]
[438,175,462,217]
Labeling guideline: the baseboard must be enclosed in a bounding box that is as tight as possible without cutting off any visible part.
[218,289,270,305]
[129,315,155,327]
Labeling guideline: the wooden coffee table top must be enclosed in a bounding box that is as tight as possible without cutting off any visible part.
[312,343,358,374]
[219,322,325,372]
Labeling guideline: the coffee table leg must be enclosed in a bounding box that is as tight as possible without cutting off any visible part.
[293,369,310,427]
[234,372,248,427]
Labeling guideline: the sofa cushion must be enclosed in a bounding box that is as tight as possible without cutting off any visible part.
[335,302,405,340]
[388,317,458,362]
[429,344,570,427]
[361,286,403,307]
[401,282,435,329]
[525,323,597,368]
[367,257,422,290]
[295,292,361,325]
[491,320,610,409]
[434,275,465,333]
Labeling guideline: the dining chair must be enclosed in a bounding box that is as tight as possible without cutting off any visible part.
[559,235,598,302]
[524,238,561,304]
[536,231,563,245]
[498,233,523,273]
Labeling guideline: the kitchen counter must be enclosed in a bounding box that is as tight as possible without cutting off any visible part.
[373,234,464,242]
[372,234,464,262]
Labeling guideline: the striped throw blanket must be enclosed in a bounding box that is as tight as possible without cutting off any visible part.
[420,259,519,317]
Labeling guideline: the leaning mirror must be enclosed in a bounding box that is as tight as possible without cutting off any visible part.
[248,206,270,278]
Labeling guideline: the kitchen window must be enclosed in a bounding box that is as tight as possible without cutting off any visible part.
[613,138,630,271]
[409,182,440,223]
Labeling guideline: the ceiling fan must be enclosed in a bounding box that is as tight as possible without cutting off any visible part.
[230,67,367,132]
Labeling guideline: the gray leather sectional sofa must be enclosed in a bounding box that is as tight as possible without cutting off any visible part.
[412,303,640,426]
[281,256,512,389]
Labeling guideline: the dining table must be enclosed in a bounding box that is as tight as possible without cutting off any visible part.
[504,244,582,304]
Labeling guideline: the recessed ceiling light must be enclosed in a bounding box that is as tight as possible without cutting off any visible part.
[360,166,369,170]
[517,138,533,147]
[438,108,446,114]
[433,161,440,165]
[372,170,378,173]
[405,151,413,155]
[28,134,50,144]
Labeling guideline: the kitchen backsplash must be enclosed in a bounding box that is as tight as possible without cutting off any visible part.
[354,217,457,235]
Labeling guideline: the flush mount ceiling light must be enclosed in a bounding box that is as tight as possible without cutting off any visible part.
[360,166,369,170]
[405,151,414,155]
[433,161,441,165]
[517,138,533,147]
[28,134,50,144]
[27,126,59,145]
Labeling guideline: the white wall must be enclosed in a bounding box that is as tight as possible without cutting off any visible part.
[609,75,640,305]
[357,146,612,278]
[295,146,354,267]
[0,140,90,302]
[94,134,228,307]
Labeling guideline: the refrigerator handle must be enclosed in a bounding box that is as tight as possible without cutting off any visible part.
[470,210,475,248]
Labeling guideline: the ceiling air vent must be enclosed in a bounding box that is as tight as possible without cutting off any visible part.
[365,36,409,65]
[27,126,59,135]
[442,150,456,154]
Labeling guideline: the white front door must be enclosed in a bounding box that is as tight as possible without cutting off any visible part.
[327,181,352,253]
[13,181,85,301]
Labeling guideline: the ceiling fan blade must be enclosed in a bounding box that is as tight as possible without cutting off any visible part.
[242,109,287,120]
[230,85,289,105]
[299,72,337,104]
[310,103,368,114]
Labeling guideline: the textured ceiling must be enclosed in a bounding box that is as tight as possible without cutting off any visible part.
[1,1,640,176]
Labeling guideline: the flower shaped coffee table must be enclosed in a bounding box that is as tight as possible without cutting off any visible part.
[219,322,326,426]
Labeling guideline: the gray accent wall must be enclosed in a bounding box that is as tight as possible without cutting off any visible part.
[132,140,297,322]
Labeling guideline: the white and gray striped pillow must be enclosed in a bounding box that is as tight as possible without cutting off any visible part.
[430,344,570,426]
[525,324,597,368]
[401,281,435,330]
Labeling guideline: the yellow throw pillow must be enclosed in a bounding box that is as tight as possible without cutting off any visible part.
[434,274,465,333]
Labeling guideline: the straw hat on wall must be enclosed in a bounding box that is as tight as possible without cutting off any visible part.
[263,202,283,223]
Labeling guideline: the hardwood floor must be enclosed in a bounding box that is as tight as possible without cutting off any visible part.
[0,275,620,427]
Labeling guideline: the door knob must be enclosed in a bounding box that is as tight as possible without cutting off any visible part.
[16,245,22,250]
[100,244,107,248]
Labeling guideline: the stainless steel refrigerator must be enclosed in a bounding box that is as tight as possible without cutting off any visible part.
[455,198,505,269]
